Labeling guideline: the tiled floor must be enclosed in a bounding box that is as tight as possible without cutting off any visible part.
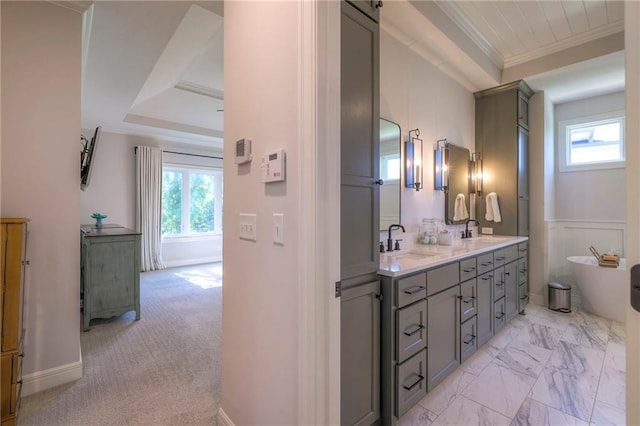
[399,303,626,426]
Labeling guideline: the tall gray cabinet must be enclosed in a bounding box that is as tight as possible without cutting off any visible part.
[475,80,532,236]
[340,1,381,425]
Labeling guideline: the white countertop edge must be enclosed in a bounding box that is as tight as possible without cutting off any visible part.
[378,236,529,278]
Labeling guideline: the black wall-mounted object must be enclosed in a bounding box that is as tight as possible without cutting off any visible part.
[631,264,640,313]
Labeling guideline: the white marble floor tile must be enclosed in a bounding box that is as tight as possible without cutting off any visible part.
[561,323,608,352]
[511,398,589,426]
[530,309,574,331]
[523,302,544,316]
[431,395,511,426]
[490,324,522,349]
[416,368,475,415]
[462,362,536,418]
[397,402,439,426]
[494,338,553,378]
[608,321,625,345]
[461,342,502,376]
[590,400,626,426]
[596,342,626,410]
[516,323,564,350]
[569,310,611,330]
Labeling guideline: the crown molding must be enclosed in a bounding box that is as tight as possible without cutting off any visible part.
[48,1,92,14]
[434,1,504,69]
[174,80,224,100]
[504,21,625,68]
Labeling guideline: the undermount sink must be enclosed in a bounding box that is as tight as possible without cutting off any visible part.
[385,251,435,261]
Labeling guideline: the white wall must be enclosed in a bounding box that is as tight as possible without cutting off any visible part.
[222,2,301,424]
[380,30,475,235]
[554,92,625,221]
[1,2,82,388]
[79,130,223,267]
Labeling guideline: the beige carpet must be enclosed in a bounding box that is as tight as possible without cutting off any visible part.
[18,263,222,426]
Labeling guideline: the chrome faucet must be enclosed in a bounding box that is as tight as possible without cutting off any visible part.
[387,224,405,252]
[462,219,479,239]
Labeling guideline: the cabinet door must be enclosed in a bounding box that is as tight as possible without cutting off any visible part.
[519,282,529,313]
[341,280,380,426]
[1,222,27,353]
[460,317,478,363]
[477,272,494,346]
[427,285,460,391]
[493,266,505,301]
[397,300,427,363]
[347,0,380,22]
[494,297,507,334]
[518,91,529,129]
[504,261,518,321]
[340,1,380,280]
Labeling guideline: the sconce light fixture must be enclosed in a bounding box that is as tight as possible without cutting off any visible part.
[434,139,449,191]
[471,152,483,195]
[405,129,422,191]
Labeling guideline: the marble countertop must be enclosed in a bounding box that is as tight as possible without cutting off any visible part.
[378,235,529,278]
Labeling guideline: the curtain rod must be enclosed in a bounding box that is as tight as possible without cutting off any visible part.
[163,150,223,160]
[134,146,223,160]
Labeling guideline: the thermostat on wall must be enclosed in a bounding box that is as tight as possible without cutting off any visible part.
[235,138,252,164]
[261,149,286,183]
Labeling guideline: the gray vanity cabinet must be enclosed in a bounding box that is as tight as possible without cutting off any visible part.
[341,280,380,426]
[427,284,460,392]
[476,271,494,346]
[340,1,381,425]
[475,80,532,236]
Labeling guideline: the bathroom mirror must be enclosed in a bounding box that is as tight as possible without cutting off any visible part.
[444,143,471,225]
[380,118,401,231]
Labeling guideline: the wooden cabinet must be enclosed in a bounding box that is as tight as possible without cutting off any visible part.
[504,261,518,322]
[340,1,381,424]
[1,218,28,426]
[475,80,532,236]
[426,283,460,392]
[81,225,141,331]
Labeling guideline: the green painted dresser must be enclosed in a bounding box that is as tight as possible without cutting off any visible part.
[80,225,141,331]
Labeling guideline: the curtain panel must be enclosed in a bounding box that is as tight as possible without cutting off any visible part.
[135,145,166,271]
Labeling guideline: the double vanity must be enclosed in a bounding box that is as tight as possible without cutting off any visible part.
[378,235,529,424]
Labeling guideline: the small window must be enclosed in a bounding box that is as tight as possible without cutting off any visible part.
[559,113,625,172]
[381,154,400,181]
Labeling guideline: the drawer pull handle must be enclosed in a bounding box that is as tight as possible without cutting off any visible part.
[404,285,426,295]
[505,272,511,276]
[495,256,505,261]
[463,334,476,345]
[520,268,528,273]
[404,324,425,336]
[481,261,493,267]
[458,296,475,304]
[519,248,527,252]
[495,282,503,287]
[463,267,476,273]
[403,374,424,391]
[520,295,529,302]
[495,313,505,319]
[481,275,492,281]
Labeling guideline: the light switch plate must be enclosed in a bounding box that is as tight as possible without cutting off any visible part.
[481,227,493,235]
[273,213,284,245]
[239,213,257,241]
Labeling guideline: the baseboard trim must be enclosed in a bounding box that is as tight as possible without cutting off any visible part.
[21,359,83,397]
[218,408,235,426]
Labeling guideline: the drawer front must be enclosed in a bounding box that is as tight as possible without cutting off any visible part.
[493,249,507,268]
[1,352,19,418]
[397,300,428,363]
[459,258,477,282]
[460,279,477,323]
[518,257,528,285]
[493,267,505,301]
[427,263,459,296]
[460,316,478,363]
[519,282,529,312]
[396,349,427,418]
[477,253,494,275]
[494,297,506,334]
[397,273,427,308]
[504,245,519,264]
[518,242,529,258]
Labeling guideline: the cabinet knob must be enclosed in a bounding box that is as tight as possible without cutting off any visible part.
[374,179,384,186]
[375,1,383,8]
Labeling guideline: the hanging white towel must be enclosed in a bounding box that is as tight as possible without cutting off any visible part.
[453,193,469,221]
[485,192,502,223]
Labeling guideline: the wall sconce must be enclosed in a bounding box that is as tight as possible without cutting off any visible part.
[471,151,483,195]
[405,129,422,191]
[434,139,449,191]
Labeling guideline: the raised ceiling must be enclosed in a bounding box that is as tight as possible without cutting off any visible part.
[81,1,624,147]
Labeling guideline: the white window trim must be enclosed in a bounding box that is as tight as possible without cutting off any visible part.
[162,164,223,238]
[558,111,625,172]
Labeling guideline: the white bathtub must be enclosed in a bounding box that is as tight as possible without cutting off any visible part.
[566,256,626,323]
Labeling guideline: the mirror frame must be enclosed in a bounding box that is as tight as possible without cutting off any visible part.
[379,118,401,231]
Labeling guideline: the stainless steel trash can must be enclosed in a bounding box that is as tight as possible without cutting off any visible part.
[548,282,571,313]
